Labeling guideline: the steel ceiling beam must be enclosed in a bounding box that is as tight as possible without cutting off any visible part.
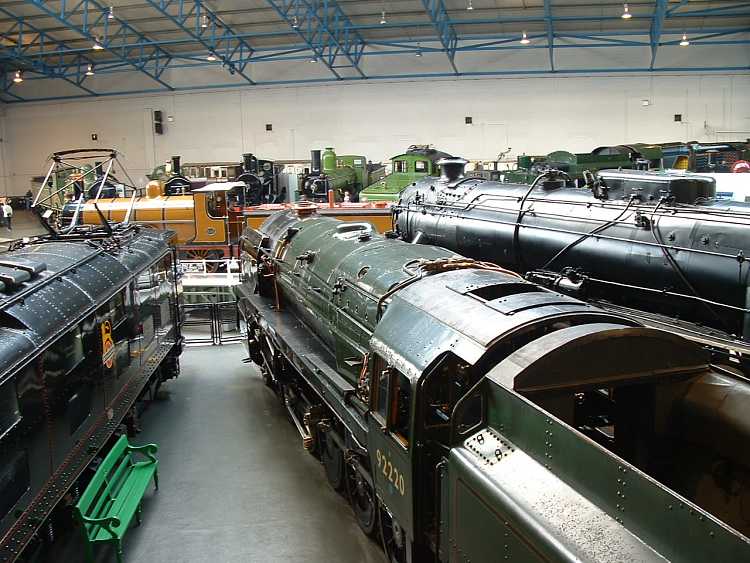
[544,0,554,72]
[6,25,748,61]
[420,0,459,74]
[8,27,749,78]
[265,0,366,79]
[27,0,174,90]
[649,0,669,69]
[143,0,255,84]
[0,8,97,95]
[10,63,750,103]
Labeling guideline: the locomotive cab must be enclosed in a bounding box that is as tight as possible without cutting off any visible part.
[190,182,247,244]
[368,280,750,561]
[360,145,453,203]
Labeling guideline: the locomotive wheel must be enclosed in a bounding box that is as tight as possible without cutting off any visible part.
[180,248,224,272]
[345,460,378,536]
[380,507,408,563]
[321,432,345,491]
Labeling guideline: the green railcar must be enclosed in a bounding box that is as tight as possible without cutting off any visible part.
[360,145,452,202]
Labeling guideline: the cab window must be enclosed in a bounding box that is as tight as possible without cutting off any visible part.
[394,161,407,173]
[204,192,225,218]
[415,160,427,173]
[373,355,389,420]
[389,370,411,447]
[370,355,412,448]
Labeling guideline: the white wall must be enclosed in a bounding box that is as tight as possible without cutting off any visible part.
[1,70,749,195]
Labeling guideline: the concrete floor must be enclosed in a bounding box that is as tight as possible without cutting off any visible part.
[6,211,384,561]
[0,209,45,250]
[112,344,385,563]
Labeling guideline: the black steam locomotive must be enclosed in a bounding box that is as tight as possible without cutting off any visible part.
[236,209,750,563]
[0,225,182,560]
[234,153,283,206]
[395,161,750,372]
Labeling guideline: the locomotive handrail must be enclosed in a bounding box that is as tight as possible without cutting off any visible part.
[399,191,750,223]
[584,275,750,315]
[396,201,749,262]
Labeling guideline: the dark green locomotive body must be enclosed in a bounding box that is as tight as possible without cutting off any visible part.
[236,209,750,562]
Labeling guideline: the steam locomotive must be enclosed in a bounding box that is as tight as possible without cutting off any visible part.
[153,154,281,204]
[0,224,182,561]
[395,161,750,373]
[300,147,382,202]
[505,141,750,184]
[236,209,750,563]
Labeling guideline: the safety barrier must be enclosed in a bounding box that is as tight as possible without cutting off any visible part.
[180,299,244,346]
[178,259,242,286]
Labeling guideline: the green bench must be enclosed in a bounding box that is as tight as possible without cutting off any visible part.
[74,435,159,563]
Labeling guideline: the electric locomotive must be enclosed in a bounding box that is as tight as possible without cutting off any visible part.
[0,224,182,561]
[236,208,750,562]
[395,160,750,373]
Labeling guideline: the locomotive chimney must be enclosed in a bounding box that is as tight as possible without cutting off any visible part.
[311,150,322,173]
[171,155,181,175]
[243,153,255,172]
[438,158,468,183]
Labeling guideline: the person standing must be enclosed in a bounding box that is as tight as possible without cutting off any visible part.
[2,200,12,231]
[0,201,5,229]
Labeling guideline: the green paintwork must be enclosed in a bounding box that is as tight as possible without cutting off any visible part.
[271,215,453,383]
[319,147,370,199]
[74,435,159,563]
[444,377,749,562]
[361,147,452,202]
[239,213,750,562]
[505,144,669,184]
[321,147,337,172]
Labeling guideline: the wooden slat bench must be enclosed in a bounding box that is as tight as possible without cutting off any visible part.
[74,435,159,563]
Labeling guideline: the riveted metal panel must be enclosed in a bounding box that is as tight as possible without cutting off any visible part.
[476,380,750,561]
[0,229,174,382]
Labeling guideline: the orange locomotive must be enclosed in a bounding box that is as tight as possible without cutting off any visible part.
[34,149,392,263]
[76,181,392,262]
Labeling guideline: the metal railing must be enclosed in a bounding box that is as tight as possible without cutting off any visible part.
[180,299,244,346]
[178,259,242,287]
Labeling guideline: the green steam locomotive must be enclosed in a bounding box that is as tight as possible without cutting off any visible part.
[300,147,385,202]
[505,141,750,184]
[236,209,750,563]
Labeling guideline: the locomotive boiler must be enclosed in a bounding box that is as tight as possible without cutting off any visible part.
[236,208,750,562]
[395,161,750,371]
[0,224,182,561]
